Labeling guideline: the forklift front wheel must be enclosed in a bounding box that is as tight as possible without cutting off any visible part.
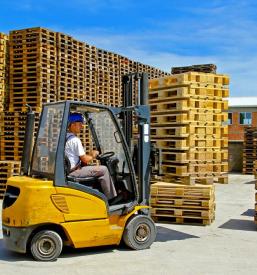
[123,215,156,250]
[30,230,63,261]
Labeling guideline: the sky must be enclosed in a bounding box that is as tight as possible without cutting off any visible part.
[1,0,257,97]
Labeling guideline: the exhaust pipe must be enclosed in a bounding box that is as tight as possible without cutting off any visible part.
[21,105,35,176]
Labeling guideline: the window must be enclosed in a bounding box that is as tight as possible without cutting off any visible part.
[228,112,232,125]
[90,110,130,173]
[31,103,65,176]
[239,112,252,125]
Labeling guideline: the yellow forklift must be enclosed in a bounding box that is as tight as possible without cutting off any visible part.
[2,73,157,261]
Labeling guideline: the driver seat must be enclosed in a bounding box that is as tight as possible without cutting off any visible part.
[65,156,98,187]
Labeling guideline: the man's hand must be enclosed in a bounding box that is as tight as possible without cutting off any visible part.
[80,150,99,165]
[91,150,99,159]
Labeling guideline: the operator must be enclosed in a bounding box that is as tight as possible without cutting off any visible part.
[65,112,117,200]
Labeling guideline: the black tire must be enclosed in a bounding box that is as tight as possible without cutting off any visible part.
[123,215,156,250]
[30,230,63,261]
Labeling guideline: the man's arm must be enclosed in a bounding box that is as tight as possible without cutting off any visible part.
[80,150,99,165]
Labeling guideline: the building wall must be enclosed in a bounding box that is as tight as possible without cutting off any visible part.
[228,108,257,141]
[228,142,243,172]
[228,107,257,172]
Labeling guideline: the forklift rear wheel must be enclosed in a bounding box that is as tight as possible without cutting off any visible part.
[123,215,156,250]
[30,230,63,261]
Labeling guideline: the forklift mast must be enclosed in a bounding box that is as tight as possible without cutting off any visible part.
[121,72,151,205]
[122,73,149,146]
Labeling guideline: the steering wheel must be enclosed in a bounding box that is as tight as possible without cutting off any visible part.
[96,151,115,161]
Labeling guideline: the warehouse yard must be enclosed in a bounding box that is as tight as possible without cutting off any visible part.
[0,26,257,274]
[0,173,256,275]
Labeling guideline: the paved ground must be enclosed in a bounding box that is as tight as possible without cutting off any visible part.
[0,173,257,275]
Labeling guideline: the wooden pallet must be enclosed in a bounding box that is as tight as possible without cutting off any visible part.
[149,98,228,112]
[160,161,228,176]
[156,173,228,185]
[152,215,214,225]
[152,138,227,149]
[171,64,217,74]
[149,72,229,91]
[151,125,227,137]
[159,150,228,163]
[151,197,215,209]
[151,182,215,197]
[151,113,226,126]
[151,207,214,218]
[149,86,229,101]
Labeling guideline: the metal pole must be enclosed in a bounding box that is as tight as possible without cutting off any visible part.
[21,105,35,176]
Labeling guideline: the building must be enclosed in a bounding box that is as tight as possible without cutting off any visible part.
[228,97,257,172]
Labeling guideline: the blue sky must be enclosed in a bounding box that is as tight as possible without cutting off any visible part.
[1,0,257,96]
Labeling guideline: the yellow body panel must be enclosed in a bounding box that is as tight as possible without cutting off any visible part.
[62,219,122,247]
[2,176,64,227]
[2,176,149,248]
[61,206,147,248]
[55,187,108,221]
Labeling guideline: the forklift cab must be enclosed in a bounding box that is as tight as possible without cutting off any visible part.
[31,101,137,208]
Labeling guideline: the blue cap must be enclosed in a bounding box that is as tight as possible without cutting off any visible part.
[68,113,84,124]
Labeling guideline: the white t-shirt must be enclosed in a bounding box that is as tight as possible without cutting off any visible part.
[65,133,85,169]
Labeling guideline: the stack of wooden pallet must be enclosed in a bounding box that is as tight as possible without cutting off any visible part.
[0,111,40,161]
[254,160,257,179]
[0,28,51,162]
[254,160,257,224]
[57,33,85,102]
[243,127,257,174]
[150,181,215,225]
[0,161,20,198]
[0,27,169,197]
[97,49,120,106]
[85,44,97,103]
[9,27,58,112]
[0,34,18,199]
[0,33,8,112]
[149,72,229,185]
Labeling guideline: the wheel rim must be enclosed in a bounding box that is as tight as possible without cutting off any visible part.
[37,237,56,256]
[135,223,150,243]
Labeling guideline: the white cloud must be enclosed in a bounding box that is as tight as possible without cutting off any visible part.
[58,28,256,97]
[49,0,257,97]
